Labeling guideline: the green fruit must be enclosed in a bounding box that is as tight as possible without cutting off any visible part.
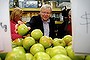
[66,45,85,60]
[25,53,33,60]
[31,29,43,40]
[12,38,23,46]
[33,52,50,60]
[50,46,67,57]
[12,42,18,48]
[53,38,66,47]
[62,35,72,45]
[5,46,26,60]
[85,55,90,60]
[12,46,25,53]
[30,43,45,55]
[67,41,72,46]
[23,37,35,50]
[18,24,29,36]
[39,36,52,48]
[5,51,26,60]
[46,47,53,57]
[51,54,72,60]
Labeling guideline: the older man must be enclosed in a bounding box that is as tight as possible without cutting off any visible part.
[26,4,56,38]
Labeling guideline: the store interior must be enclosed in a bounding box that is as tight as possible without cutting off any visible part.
[9,0,71,38]
[1,0,90,60]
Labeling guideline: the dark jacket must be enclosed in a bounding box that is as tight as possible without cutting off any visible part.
[26,15,56,38]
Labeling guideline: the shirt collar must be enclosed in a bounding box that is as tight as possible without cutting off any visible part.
[42,19,50,23]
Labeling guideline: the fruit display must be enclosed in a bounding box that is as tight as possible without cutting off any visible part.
[0,29,88,60]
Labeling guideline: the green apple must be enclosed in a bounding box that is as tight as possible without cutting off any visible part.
[66,45,85,60]
[5,46,26,60]
[25,53,33,60]
[33,52,50,60]
[85,55,90,60]
[46,47,53,57]
[17,24,29,36]
[12,38,23,46]
[51,54,72,60]
[72,56,85,60]
[39,36,52,48]
[67,41,72,46]
[30,43,45,55]
[65,45,74,58]
[31,29,43,40]
[12,42,18,48]
[50,46,67,57]
[23,37,35,50]
[52,38,66,47]
[5,51,26,60]
[12,46,26,53]
[62,35,72,45]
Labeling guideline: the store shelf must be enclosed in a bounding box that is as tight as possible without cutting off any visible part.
[10,8,40,11]
[10,8,61,12]
[52,8,61,12]
[55,21,63,24]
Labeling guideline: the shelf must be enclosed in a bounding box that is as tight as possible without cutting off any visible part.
[55,21,63,24]
[10,8,61,12]
[52,8,61,12]
[10,8,40,12]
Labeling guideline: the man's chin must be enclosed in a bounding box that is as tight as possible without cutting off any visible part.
[43,19,48,21]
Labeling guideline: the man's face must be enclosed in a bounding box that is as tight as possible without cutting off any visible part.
[40,8,52,21]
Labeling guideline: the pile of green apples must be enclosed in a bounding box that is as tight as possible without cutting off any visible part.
[0,28,90,60]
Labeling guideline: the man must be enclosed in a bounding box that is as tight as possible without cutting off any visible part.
[26,4,56,38]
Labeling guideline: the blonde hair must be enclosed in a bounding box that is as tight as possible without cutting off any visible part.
[10,7,23,20]
[40,4,52,12]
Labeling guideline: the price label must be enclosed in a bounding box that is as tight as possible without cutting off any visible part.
[0,0,12,52]
[71,0,90,55]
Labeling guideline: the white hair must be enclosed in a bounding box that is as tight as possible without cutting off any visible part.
[40,4,52,12]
